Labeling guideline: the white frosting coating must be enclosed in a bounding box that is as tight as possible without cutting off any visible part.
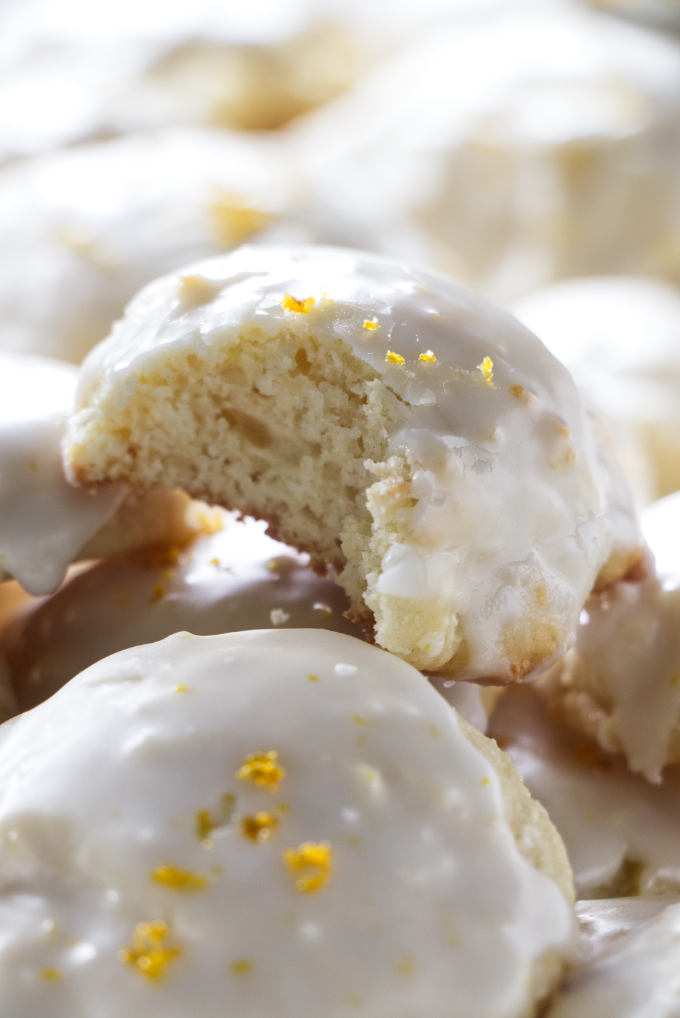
[70,244,641,681]
[548,900,680,1018]
[540,493,680,781]
[0,352,124,595]
[0,629,574,1017]
[642,490,680,577]
[0,516,492,728]
[515,276,680,500]
[0,129,302,364]
[489,686,680,897]
[293,5,680,302]
[0,0,357,160]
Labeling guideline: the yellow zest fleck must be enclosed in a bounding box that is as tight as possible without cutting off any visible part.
[241,811,279,843]
[151,865,207,892]
[308,673,320,682]
[352,713,369,725]
[230,958,253,975]
[477,355,495,387]
[510,383,528,401]
[193,508,224,536]
[237,750,285,790]
[196,793,236,845]
[276,802,290,815]
[418,349,437,363]
[347,992,364,1008]
[175,684,189,693]
[149,582,165,604]
[284,841,333,893]
[385,350,405,366]
[120,921,181,981]
[209,190,273,246]
[481,776,490,787]
[40,968,62,981]
[363,318,378,331]
[429,725,439,737]
[281,293,315,314]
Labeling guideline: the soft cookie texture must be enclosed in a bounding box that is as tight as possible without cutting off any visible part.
[293,4,680,302]
[0,352,199,595]
[489,686,680,898]
[537,492,680,782]
[0,129,300,365]
[515,276,680,500]
[0,629,575,1018]
[65,245,642,682]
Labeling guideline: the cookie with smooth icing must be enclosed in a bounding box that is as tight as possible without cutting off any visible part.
[0,514,500,727]
[537,493,680,782]
[0,0,358,163]
[515,276,680,499]
[293,4,680,303]
[65,244,642,683]
[0,629,575,1018]
[547,898,680,1017]
[0,129,300,365]
[489,685,680,898]
[0,351,198,596]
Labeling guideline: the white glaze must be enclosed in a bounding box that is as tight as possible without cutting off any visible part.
[548,900,680,1017]
[0,0,357,160]
[642,490,680,577]
[293,4,680,302]
[0,515,493,728]
[539,493,680,781]
[68,244,641,681]
[0,129,302,364]
[515,276,680,500]
[0,629,574,1017]
[0,353,124,595]
[489,686,680,897]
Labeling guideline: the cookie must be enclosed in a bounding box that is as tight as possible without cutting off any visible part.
[0,629,575,1017]
[489,685,680,897]
[65,245,642,682]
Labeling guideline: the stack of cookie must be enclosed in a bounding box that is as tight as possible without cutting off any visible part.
[1,0,680,1014]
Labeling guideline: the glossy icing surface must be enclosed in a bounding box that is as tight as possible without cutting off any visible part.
[70,244,640,680]
[540,492,680,781]
[0,129,300,364]
[515,277,680,499]
[489,686,680,897]
[0,630,574,1017]
[293,5,680,301]
[0,353,123,595]
[548,899,680,1017]
[1,516,493,727]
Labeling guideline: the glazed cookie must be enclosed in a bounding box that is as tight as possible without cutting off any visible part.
[515,276,680,499]
[0,514,498,726]
[65,245,642,682]
[0,129,300,365]
[0,352,197,595]
[0,629,575,1018]
[293,4,680,302]
[0,0,358,162]
[547,898,680,1017]
[489,686,680,898]
[537,492,680,781]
